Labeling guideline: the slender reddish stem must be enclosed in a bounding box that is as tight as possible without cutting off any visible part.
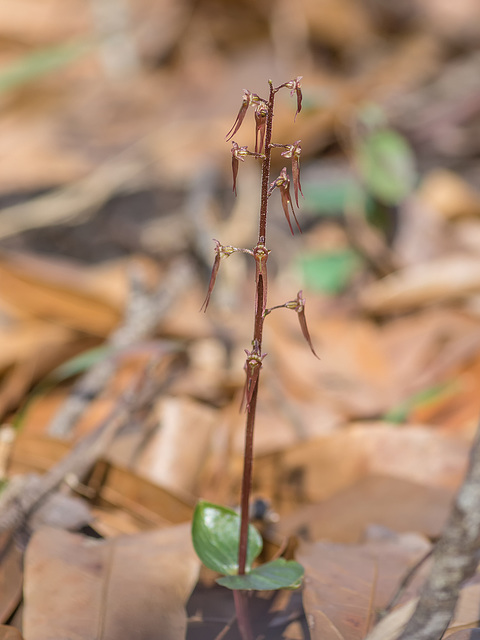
[237,81,276,576]
[233,575,254,640]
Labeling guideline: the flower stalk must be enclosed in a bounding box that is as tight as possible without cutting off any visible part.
[201,76,317,581]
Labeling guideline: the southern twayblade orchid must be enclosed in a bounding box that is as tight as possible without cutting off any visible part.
[195,80,317,607]
[268,167,301,235]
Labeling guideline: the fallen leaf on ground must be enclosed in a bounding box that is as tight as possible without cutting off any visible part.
[254,423,469,510]
[0,251,130,335]
[446,630,480,639]
[0,626,23,640]
[23,524,200,640]
[277,475,454,543]
[297,533,431,640]
[360,256,480,313]
[133,396,218,495]
[418,169,480,220]
[366,581,480,640]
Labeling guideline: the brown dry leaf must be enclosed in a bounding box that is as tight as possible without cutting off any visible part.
[7,432,70,476]
[299,0,375,51]
[419,0,480,41]
[418,169,480,221]
[8,432,194,531]
[254,424,469,510]
[133,396,217,496]
[0,627,24,640]
[23,525,199,640]
[0,251,133,335]
[446,630,480,639]
[278,475,454,543]
[364,598,418,640]
[0,534,23,624]
[393,196,448,266]
[269,312,397,417]
[409,355,480,435]
[0,113,94,192]
[379,307,480,396]
[360,256,480,314]
[0,321,75,374]
[366,582,480,640]
[298,534,431,640]
[0,330,95,420]
[92,462,194,529]
[452,221,480,257]
[0,0,89,46]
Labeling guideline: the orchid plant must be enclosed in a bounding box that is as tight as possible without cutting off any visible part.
[192,77,317,638]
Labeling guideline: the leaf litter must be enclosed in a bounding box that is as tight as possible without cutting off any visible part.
[1,1,480,638]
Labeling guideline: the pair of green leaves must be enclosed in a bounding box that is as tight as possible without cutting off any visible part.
[192,501,303,591]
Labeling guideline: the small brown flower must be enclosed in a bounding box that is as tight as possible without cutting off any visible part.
[231,141,249,195]
[226,90,254,141]
[254,101,268,154]
[281,140,303,207]
[242,344,266,410]
[200,240,237,312]
[269,167,301,235]
[285,291,320,359]
[230,142,264,196]
[278,76,303,121]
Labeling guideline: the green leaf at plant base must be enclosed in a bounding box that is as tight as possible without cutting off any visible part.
[192,501,262,575]
[216,558,304,591]
[355,128,417,205]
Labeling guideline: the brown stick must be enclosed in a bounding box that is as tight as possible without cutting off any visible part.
[396,419,480,640]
